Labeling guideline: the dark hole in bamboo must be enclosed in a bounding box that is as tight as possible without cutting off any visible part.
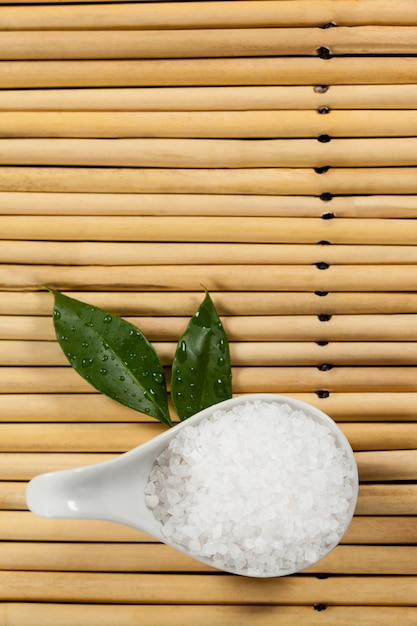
[314,85,329,93]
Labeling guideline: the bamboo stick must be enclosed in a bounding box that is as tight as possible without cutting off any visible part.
[1,604,417,626]
[1,571,415,605]
[2,192,417,218]
[3,110,417,139]
[3,364,417,395]
[2,58,417,89]
[3,27,417,60]
[1,421,416,452]
[2,167,417,196]
[355,450,417,481]
[4,314,417,343]
[1,541,417,575]
[0,542,213,573]
[0,512,149,542]
[2,216,417,245]
[0,423,165,452]
[356,485,417,515]
[342,516,417,545]
[0,482,25,510]
[6,138,417,168]
[314,546,417,575]
[311,392,417,420]
[4,340,417,367]
[3,240,417,266]
[2,192,334,217]
[0,571,415,604]
[1,85,417,112]
[343,424,417,452]
[3,264,417,292]
[0,452,116,480]
[1,1,416,31]
[0,394,149,422]
[1,392,416,423]
[2,290,417,317]
[3,511,416,545]
[233,366,417,393]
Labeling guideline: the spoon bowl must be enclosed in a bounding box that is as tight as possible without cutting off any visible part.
[26,393,358,577]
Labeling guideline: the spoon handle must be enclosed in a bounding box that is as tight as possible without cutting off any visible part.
[26,465,109,520]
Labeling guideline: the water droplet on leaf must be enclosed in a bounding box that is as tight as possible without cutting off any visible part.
[103,315,112,324]
[218,339,226,353]
[177,340,188,363]
[53,309,61,320]
[214,377,227,398]
[152,372,164,384]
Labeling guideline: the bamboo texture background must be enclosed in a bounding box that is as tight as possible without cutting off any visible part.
[1,0,417,624]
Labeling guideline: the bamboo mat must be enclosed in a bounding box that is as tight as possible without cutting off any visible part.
[1,1,417,624]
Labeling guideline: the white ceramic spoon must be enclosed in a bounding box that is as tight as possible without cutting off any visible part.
[26,393,358,577]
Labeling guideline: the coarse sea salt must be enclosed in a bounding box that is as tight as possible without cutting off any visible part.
[145,400,355,576]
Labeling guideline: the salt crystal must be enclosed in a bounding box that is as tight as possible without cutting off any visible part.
[144,494,159,508]
[145,399,356,576]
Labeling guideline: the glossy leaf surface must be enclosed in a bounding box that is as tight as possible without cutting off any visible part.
[171,291,232,420]
[50,289,172,426]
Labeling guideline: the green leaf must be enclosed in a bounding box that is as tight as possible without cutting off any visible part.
[171,291,232,420]
[49,289,172,427]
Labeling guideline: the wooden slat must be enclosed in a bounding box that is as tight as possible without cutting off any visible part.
[1,1,416,31]
[1,571,416,605]
[2,167,417,195]
[1,85,417,112]
[3,58,417,89]
[2,110,417,138]
[1,604,417,626]
[3,27,417,60]
[5,138,417,168]
[3,241,417,266]
[2,216,417,245]
[3,264,417,292]
[1,192,417,218]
